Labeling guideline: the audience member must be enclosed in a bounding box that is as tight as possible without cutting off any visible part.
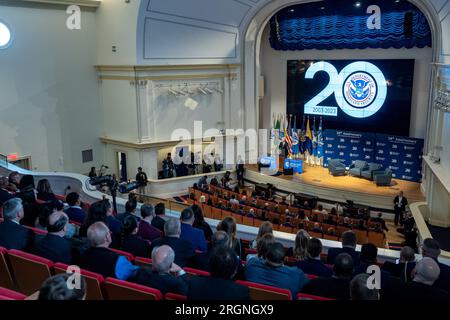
[250,221,273,249]
[217,217,241,257]
[64,192,86,224]
[17,175,40,227]
[302,253,354,300]
[115,215,151,257]
[196,231,230,271]
[245,242,309,297]
[79,222,138,280]
[137,204,162,242]
[297,238,332,277]
[38,274,86,300]
[116,200,139,223]
[188,246,249,300]
[191,204,213,242]
[370,212,389,232]
[151,202,167,232]
[0,176,14,206]
[0,198,34,250]
[198,175,208,190]
[354,243,390,288]
[150,218,196,268]
[382,246,416,282]
[247,233,275,262]
[7,171,20,192]
[421,238,450,291]
[32,211,73,264]
[326,231,360,266]
[350,274,380,300]
[88,167,97,178]
[130,245,189,295]
[179,208,208,252]
[287,230,309,260]
[36,179,57,202]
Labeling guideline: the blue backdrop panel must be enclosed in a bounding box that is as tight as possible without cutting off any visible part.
[375,134,424,182]
[323,129,375,167]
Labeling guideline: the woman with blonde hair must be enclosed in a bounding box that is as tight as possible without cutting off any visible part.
[287,229,310,260]
[247,233,275,262]
[217,216,241,257]
[250,221,273,249]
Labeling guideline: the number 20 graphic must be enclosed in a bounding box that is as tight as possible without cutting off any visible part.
[304,61,388,119]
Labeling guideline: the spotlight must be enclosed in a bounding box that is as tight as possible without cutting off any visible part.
[289,9,295,13]
[354,2,361,7]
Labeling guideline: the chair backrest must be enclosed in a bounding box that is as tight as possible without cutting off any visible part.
[0,247,15,290]
[231,213,243,224]
[211,207,222,220]
[109,248,134,261]
[0,287,27,300]
[323,234,340,241]
[202,205,212,218]
[24,226,47,235]
[7,249,53,295]
[103,277,163,300]
[352,229,368,244]
[242,216,254,226]
[53,262,105,300]
[134,257,153,269]
[165,292,187,300]
[236,280,292,300]
[297,293,335,300]
[184,267,211,277]
[278,225,293,233]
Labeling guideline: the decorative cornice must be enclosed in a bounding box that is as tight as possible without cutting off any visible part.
[95,64,241,72]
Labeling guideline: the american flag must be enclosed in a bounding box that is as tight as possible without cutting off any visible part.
[284,126,293,157]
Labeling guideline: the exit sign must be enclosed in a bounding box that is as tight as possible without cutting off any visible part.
[7,153,19,161]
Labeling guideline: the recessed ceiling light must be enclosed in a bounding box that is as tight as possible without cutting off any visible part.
[0,21,12,49]
[289,9,295,13]
[354,2,362,7]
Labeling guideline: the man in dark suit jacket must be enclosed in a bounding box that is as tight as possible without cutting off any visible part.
[188,246,249,300]
[179,208,207,252]
[130,245,189,295]
[32,211,73,264]
[393,191,408,226]
[0,177,14,207]
[151,203,167,232]
[0,198,34,250]
[302,253,354,300]
[63,192,86,224]
[382,246,416,282]
[137,204,162,242]
[297,238,332,277]
[116,200,140,224]
[326,231,360,266]
[150,218,196,268]
[421,238,450,291]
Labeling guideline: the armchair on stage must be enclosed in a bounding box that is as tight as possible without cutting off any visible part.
[373,169,393,186]
[328,159,346,176]
[348,160,368,177]
[361,163,383,180]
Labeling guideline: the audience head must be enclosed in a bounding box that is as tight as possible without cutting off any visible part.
[294,230,309,259]
[249,208,255,215]
[2,198,24,221]
[155,203,165,216]
[138,167,143,172]
[199,195,206,203]
[265,242,285,267]
[333,253,354,279]
[38,274,86,300]
[180,208,195,225]
[217,217,237,243]
[209,246,239,279]
[211,231,230,249]
[125,200,137,213]
[318,204,323,211]
[257,221,273,240]
[85,200,108,226]
[36,179,53,194]
[164,218,181,238]
[341,231,357,249]
[191,204,205,223]
[47,211,69,236]
[313,222,320,229]
[330,207,337,215]
[121,215,138,236]
[0,176,8,189]
[422,238,441,259]
[66,192,81,207]
[140,204,154,220]
[412,257,440,286]
[360,243,378,264]
[400,246,416,263]
[377,212,383,218]
[152,245,175,273]
[8,171,20,185]
[350,274,380,300]
[306,238,323,259]
[257,233,275,258]
[285,209,290,215]
[87,222,111,248]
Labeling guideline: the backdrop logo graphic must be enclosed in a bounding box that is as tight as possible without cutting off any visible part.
[344,72,377,108]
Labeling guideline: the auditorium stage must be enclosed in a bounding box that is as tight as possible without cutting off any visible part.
[245,164,425,211]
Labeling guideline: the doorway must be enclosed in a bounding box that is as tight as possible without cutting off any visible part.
[116,152,128,182]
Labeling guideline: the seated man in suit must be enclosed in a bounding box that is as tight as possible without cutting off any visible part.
[150,218,196,268]
[0,198,34,250]
[302,253,354,300]
[130,245,189,295]
[114,215,151,258]
[188,246,249,300]
[63,192,86,224]
[196,231,230,271]
[0,176,14,207]
[382,246,416,282]
[350,274,380,300]
[137,204,163,242]
[370,212,389,232]
[245,242,309,297]
[311,222,323,234]
[297,238,332,277]
[354,243,391,292]
[78,222,138,280]
[421,238,450,291]
[32,211,73,264]
[326,231,360,266]
[116,200,140,224]
[151,202,167,232]
[179,208,208,252]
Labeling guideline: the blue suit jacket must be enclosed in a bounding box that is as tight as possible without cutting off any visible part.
[180,223,208,252]
[297,258,333,277]
[64,207,86,224]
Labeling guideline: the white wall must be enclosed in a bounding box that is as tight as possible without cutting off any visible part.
[442,113,450,172]
[0,4,103,173]
[259,26,433,139]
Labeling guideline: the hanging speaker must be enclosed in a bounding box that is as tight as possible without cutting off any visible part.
[404,12,413,39]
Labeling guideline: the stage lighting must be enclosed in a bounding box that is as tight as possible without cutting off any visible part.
[118,182,139,194]
[354,2,361,8]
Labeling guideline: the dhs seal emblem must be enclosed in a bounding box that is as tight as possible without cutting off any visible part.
[344,72,377,108]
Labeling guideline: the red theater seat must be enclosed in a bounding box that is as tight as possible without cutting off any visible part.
[109,248,134,261]
[165,292,187,300]
[297,293,335,300]
[0,287,27,300]
[24,226,47,235]
[236,280,292,300]
[134,257,152,268]
[53,263,105,300]
[0,247,15,289]
[103,278,163,300]
[7,249,53,295]
[184,267,211,277]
